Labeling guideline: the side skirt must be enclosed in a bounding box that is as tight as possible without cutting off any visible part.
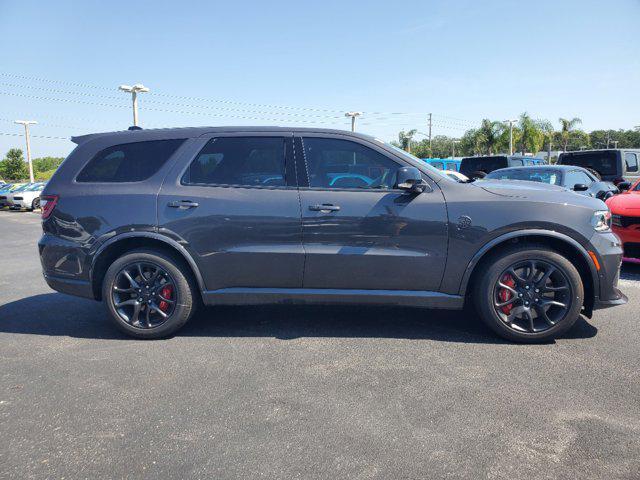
[202,287,464,309]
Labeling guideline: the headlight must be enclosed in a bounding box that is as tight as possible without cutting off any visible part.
[592,210,612,232]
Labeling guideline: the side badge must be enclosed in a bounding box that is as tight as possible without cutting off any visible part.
[457,215,472,230]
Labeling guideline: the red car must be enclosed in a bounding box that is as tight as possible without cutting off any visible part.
[606,178,640,263]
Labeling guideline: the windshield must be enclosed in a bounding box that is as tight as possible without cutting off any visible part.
[13,184,32,192]
[381,142,454,182]
[486,169,562,185]
[26,183,45,191]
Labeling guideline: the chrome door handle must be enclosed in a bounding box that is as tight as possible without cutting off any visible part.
[309,204,340,212]
[168,200,199,209]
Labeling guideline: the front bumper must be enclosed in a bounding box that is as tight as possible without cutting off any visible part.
[589,231,628,311]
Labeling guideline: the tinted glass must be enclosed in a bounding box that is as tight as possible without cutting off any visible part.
[77,139,184,183]
[565,170,592,187]
[625,153,638,173]
[431,161,444,170]
[183,137,286,187]
[558,151,617,175]
[460,157,508,176]
[486,169,561,185]
[302,137,401,189]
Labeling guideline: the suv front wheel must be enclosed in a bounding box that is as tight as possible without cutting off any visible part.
[474,247,584,343]
[103,249,198,339]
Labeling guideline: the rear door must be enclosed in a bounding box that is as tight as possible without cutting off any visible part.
[294,133,448,292]
[157,133,304,291]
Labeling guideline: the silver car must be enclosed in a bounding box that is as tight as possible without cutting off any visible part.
[9,182,46,210]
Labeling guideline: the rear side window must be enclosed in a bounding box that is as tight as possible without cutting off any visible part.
[183,137,287,187]
[77,139,184,183]
[559,151,617,175]
[460,157,508,176]
[625,153,638,173]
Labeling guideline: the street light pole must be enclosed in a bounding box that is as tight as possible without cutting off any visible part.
[504,119,517,155]
[452,140,460,158]
[427,113,432,157]
[14,120,37,182]
[119,84,150,127]
[344,112,362,132]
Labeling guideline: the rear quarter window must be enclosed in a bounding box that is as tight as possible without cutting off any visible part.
[76,139,185,183]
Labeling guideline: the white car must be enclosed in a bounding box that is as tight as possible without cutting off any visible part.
[9,182,46,210]
[443,170,469,183]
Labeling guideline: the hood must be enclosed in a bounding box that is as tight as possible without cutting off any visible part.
[473,179,605,209]
[606,190,640,215]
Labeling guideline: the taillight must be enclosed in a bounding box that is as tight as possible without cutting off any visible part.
[40,195,58,219]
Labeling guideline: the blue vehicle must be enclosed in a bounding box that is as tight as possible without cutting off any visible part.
[423,158,461,172]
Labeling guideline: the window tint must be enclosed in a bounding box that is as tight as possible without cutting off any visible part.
[432,161,444,170]
[486,169,561,185]
[559,151,617,175]
[625,153,638,173]
[183,137,287,187]
[564,170,592,187]
[302,137,401,189]
[77,139,184,183]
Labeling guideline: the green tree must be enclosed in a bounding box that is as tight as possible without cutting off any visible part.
[477,119,503,155]
[559,117,582,151]
[32,156,64,180]
[517,113,544,154]
[0,148,28,181]
[398,129,417,153]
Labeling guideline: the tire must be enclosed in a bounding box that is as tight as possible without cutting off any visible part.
[31,197,40,211]
[473,246,584,343]
[102,249,198,339]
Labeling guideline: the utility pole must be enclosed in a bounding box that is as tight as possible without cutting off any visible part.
[427,113,432,157]
[344,112,362,132]
[504,119,517,155]
[452,140,460,158]
[606,131,611,149]
[14,120,37,182]
[119,84,150,126]
[612,140,619,149]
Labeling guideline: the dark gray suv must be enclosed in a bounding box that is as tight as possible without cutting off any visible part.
[39,127,627,342]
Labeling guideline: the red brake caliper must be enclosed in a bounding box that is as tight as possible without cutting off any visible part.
[498,274,516,315]
[158,285,173,312]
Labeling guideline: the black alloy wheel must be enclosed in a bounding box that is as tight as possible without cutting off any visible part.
[111,262,176,329]
[493,260,572,334]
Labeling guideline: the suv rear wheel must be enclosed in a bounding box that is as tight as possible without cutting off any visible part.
[474,247,584,342]
[102,249,197,339]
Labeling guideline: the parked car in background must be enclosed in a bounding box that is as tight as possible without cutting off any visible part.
[558,149,640,185]
[606,178,640,264]
[423,158,461,172]
[460,155,546,179]
[39,126,625,343]
[443,170,469,182]
[485,165,619,201]
[9,182,46,210]
[0,183,26,207]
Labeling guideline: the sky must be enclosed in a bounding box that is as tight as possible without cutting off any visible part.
[0,0,639,158]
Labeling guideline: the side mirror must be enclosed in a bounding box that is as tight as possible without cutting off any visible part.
[618,181,632,191]
[573,183,589,192]
[396,166,427,194]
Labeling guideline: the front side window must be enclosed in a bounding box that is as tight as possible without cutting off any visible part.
[183,137,286,187]
[564,170,592,187]
[77,139,185,183]
[625,153,638,173]
[301,137,401,189]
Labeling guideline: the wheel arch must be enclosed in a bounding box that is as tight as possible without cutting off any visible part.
[460,230,598,316]
[90,232,205,301]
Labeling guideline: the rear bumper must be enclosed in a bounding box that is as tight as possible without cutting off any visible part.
[43,273,95,300]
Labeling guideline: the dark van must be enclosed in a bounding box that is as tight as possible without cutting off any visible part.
[557,149,640,185]
[460,155,545,179]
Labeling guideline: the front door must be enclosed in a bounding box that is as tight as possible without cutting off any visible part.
[158,133,304,291]
[295,134,448,292]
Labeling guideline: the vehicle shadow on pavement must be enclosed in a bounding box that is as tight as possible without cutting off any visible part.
[0,293,598,344]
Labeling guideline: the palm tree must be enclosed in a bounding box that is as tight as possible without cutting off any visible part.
[477,119,503,155]
[398,129,417,153]
[518,113,544,155]
[559,117,582,152]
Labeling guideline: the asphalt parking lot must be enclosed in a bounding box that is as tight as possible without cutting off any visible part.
[1,211,639,479]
